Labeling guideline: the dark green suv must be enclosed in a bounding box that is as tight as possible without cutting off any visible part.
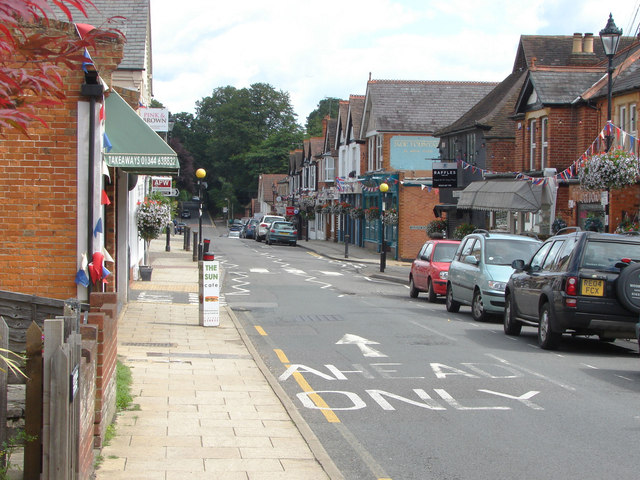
[504,228,640,349]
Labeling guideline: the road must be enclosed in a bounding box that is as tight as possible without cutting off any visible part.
[212,234,640,480]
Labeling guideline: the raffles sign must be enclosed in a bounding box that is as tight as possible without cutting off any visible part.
[140,108,169,132]
[199,261,220,326]
[432,162,458,188]
[151,176,172,195]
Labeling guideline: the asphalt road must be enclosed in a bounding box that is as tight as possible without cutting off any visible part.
[213,234,640,480]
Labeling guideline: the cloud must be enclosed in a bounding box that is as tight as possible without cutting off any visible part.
[150,0,639,123]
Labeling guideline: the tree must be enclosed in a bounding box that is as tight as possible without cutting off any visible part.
[0,0,120,135]
[305,97,342,136]
[180,83,303,214]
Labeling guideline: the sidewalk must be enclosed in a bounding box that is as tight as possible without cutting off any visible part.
[94,235,340,480]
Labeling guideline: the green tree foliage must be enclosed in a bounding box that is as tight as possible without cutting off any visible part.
[305,97,342,137]
[171,83,303,215]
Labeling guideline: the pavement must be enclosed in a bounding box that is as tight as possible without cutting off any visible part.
[94,222,411,480]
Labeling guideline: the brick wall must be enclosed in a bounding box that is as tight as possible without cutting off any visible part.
[398,184,440,260]
[0,22,123,299]
[88,292,118,448]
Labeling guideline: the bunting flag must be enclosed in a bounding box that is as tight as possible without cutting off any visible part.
[101,190,111,205]
[75,253,90,287]
[94,217,103,237]
[102,246,114,263]
[88,252,104,285]
[75,23,96,39]
[81,49,94,73]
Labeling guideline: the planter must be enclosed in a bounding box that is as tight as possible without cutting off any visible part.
[139,265,153,281]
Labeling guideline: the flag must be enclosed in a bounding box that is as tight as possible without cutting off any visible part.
[101,190,111,205]
[102,247,115,263]
[94,218,103,237]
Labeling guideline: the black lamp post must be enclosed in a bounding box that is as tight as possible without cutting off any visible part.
[196,168,206,259]
[599,13,622,232]
[379,182,389,272]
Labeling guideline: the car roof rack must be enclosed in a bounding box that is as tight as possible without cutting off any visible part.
[554,226,582,236]
[521,231,540,241]
[472,229,490,236]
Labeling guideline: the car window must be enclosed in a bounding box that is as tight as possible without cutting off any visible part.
[556,236,577,271]
[530,242,553,271]
[433,243,458,262]
[581,240,640,270]
[417,243,429,260]
[542,240,564,270]
[424,243,434,260]
[458,238,475,260]
[470,240,481,263]
[485,238,540,265]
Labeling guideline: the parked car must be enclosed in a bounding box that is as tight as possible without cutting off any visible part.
[228,220,243,238]
[255,215,285,242]
[504,228,640,349]
[175,222,187,234]
[446,230,541,321]
[409,239,460,301]
[181,210,191,219]
[241,218,258,239]
[266,221,297,246]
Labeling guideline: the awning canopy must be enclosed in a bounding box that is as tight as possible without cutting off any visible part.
[457,180,543,212]
[104,91,179,175]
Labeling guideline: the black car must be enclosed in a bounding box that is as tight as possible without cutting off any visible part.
[504,228,640,349]
[181,210,191,219]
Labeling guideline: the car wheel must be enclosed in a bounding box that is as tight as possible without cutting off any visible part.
[503,293,522,336]
[266,238,271,245]
[291,242,296,246]
[409,277,419,298]
[427,278,437,302]
[538,303,561,350]
[471,289,487,322]
[598,336,615,343]
[445,283,460,313]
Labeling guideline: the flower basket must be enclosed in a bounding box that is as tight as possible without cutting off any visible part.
[299,196,316,210]
[350,207,365,220]
[322,204,333,214]
[585,215,603,232]
[615,213,640,233]
[426,219,447,237]
[453,223,476,240]
[136,197,172,265]
[551,218,567,233]
[578,148,640,191]
[364,206,380,221]
[382,208,398,226]
[332,202,352,215]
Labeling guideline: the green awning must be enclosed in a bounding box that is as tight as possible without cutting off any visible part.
[104,91,179,175]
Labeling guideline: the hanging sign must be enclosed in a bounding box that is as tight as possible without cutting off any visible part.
[140,108,169,132]
[199,260,220,326]
[432,162,458,188]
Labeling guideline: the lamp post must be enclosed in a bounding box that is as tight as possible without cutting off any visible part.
[599,13,622,232]
[379,182,389,272]
[196,168,206,259]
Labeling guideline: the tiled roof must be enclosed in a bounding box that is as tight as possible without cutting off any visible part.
[363,80,498,134]
[309,137,324,159]
[338,101,349,135]
[323,119,338,156]
[348,95,365,140]
[435,71,526,139]
[582,41,640,100]
[55,0,150,71]
[259,174,287,203]
[529,69,604,104]
[289,150,303,175]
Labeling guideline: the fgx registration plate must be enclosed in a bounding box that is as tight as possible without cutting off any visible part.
[581,278,604,296]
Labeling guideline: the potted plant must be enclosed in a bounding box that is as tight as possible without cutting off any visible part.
[453,223,476,240]
[552,217,568,233]
[136,194,172,280]
[615,213,640,233]
[585,214,603,232]
[426,219,447,237]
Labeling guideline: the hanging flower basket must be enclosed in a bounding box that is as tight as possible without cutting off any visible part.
[578,148,640,191]
[136,197,171,265]
[364,206,380,221]
[322,204,333,214]
[333,202,352,215]
[299,196,316,210]
[551,217,567,233]
[426,219,447,237]
[350,207,365,220]
[382,208,398,226]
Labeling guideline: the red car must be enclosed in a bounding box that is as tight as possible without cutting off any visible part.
[409,239,461,301]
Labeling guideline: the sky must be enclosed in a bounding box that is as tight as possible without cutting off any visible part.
[150,0,640,125]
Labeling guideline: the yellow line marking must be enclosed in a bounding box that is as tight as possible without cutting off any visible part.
[274,349,289,363]
[254,326,267,336]
[273,349,340,423]
[307,252,321,258]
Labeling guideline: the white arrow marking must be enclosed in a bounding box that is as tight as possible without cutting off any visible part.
[336,334,388,358]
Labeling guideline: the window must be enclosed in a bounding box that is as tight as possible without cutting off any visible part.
[368,136,375,171]
[470,240,481,263]
[540,117,548,169]
[630,104,637,133]
[466,133,475,164]
[424,243,433,261]
[448,137,456,161]
[325,157,334,182]
[458,238,475,261]
[529,119,537,170]
[376,134,383,170]
[619,105,627,132]
[529,242,552,271]
[309,164,316,191]
[542,240,564,270]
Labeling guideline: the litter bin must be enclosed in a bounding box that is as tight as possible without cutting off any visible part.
[203,252,215,261]
[203,238,211,253]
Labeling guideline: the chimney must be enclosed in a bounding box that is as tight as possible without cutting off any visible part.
[572,33,583,53]
[583,33,594,53]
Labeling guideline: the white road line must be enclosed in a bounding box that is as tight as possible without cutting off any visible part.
[485,353,576,391]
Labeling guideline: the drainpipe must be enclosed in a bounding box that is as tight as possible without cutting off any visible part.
[81,70,104,293]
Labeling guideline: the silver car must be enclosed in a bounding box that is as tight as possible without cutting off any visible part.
[255,215,285,242]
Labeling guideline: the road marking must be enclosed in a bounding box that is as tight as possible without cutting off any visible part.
[255,326,267,336]
[307,252,322,258]
[615,374,633,381]
[274,349,340,423]
[319,271,343,276]
[485,353,576,391]
[250,268,270,273]
[336,334,388,358]
[581,363,598,369]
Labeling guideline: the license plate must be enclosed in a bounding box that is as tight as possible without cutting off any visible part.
[581,278,604,296]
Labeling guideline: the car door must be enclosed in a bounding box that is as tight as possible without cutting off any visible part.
[416,242,433,290]
[515,241,553,318]
[452,237,479,304]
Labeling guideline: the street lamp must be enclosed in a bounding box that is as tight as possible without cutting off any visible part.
[599,13,622,232]
[379,182,389,272]
[196,168,206,259]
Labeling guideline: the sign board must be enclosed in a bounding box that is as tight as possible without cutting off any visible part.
[199,260,220,326]
[140,107,169,132]
[433,162,458,188]
[151,176,173,195]
[286,206,295,216]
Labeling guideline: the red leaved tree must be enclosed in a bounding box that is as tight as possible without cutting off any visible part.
[0,0,119,135]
